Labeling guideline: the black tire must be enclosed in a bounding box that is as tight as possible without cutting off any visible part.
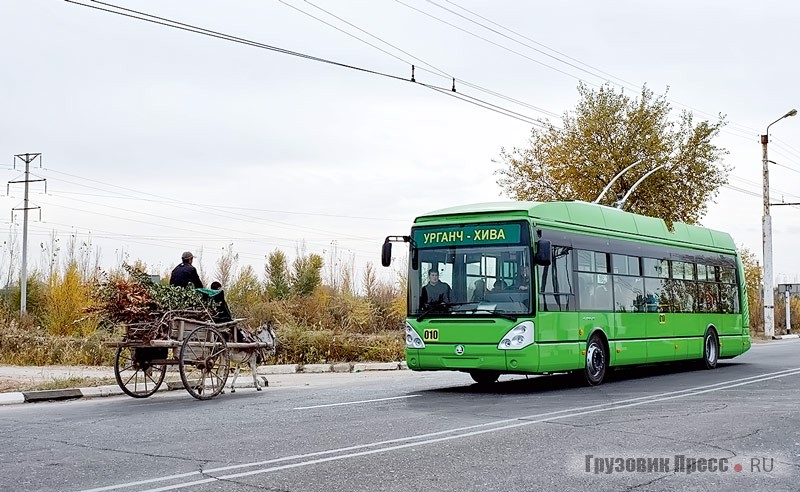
[470,370,500,385]
[114,346,167,398]
[583,333,608,386]
[702,328,719,369]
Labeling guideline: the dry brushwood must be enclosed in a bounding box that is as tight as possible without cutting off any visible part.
[89,264,209,327]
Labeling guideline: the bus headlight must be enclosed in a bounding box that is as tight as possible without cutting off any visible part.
[498,321,534,350]
[406,322,425,349]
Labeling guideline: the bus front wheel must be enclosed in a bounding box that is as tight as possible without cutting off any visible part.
[470,370,499,385]
[584,334,608,385]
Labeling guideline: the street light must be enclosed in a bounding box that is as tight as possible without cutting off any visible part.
[761,108,797,338]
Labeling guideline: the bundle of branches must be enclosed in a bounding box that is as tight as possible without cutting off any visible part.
[89,264,208,327]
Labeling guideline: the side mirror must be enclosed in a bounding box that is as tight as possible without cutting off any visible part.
[534,239,552,266]
[381,241,392,267]
[411,247,419,271]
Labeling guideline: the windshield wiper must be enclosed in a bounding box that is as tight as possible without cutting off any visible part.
[416,301,475,321]
[468,309,518,322]
[416,302,519,322]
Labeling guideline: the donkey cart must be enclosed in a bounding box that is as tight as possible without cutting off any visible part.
[108,311,275,400]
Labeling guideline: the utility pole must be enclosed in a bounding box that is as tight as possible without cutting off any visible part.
[761,109,797,338]
[9,153,46,315]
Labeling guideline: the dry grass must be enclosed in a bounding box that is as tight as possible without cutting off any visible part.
[0,246,408,367]
[274,324,404,364]
[0,376,116,393]
[0,321,118,366]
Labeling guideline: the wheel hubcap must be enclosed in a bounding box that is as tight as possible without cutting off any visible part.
[586,343,604,379]
[706,336,716,362]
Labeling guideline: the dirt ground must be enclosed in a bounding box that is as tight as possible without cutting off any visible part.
[0,365,116,392]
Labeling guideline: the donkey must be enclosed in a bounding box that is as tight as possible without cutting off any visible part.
[229,322,277,393]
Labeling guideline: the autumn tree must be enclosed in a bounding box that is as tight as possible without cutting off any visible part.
[214,244,238,287]
[496,83,730,225]
[739,246,763,333]
[291,253,323,296]
[265,249,290,300]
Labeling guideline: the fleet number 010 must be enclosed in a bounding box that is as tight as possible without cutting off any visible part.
[423,329,439,341]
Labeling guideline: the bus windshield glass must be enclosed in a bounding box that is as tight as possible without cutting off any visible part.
[409,222,532,317]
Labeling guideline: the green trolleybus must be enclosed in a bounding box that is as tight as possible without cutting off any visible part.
[381,201,751,385]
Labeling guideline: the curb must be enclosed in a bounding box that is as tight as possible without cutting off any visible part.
[0,362,408,405]
[22,389,82,403]
[772,334,800,340]
[0,392,25,405]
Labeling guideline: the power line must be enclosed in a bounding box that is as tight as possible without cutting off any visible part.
[293,0,451,79]
[44,189,406,222]
[288,0,561,120]
[43,176,377,241]
[398,0,761,138]
[394,0,594,86]
[729,175,800,201]
[37,195,380,257]
[437,0,763,138]
[439,0,636,88]
[425,0,633,87]
[64,0,547,127]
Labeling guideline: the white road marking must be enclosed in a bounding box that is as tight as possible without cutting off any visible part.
[293,394,420,410]
[77,366,800,492]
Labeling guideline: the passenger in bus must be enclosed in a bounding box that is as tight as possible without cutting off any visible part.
[512,270,529,291]
[492,279,506,291]
[471,279,488,302]
[420,269,451,307]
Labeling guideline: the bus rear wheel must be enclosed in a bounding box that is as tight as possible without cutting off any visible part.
[702,329,719,369]
[584,334,608,386]
[470,370,499,385]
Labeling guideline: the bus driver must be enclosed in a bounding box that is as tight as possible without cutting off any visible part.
[420,269,451,307]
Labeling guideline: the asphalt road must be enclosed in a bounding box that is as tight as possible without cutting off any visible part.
[1,340,798,492]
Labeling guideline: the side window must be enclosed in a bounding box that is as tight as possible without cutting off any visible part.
[671,261,694,281]
[644,277,668,313]
[612,254,641,276]
[538,245,574,312]
[698,281,720,313]
[718,266,739,313]
[576,250,611,311]
[612,254,644,312]
[643,258,669,278]
[643,258,669,312]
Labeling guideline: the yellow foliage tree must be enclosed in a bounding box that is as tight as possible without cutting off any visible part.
[739,247,763,333]
[45,261,95,336]
[496,83,730,225]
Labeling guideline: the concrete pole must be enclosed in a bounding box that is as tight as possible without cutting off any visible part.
[786,290,791,335]
[762,136,774,338]
[762,109,797,338]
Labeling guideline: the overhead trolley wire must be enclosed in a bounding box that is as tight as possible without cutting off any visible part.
[64,0,549,127]
[295,0,452,79]
[401,0,762,138]
[281,0,560,121]
[439,0,636,89]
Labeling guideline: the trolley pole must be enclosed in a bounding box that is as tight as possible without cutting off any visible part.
[9,153,46,315]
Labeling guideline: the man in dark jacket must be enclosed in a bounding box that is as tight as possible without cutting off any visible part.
[420,269,451,307]
[169,251,203,288]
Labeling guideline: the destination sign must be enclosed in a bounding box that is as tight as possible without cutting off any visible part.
[413,224,522,248]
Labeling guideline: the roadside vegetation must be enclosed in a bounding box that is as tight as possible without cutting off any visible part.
[0,84,784,366]
[0,239,406,366]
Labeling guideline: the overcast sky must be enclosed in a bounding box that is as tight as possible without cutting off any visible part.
[2,0,800,288]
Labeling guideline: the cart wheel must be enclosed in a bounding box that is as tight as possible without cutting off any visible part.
[114,346,167,398]
[179,326,230,400]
